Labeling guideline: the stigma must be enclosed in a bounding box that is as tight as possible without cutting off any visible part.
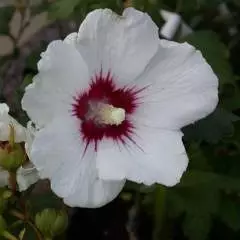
[97,104,126,126]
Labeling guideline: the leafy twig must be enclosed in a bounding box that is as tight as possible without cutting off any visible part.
[8,172,17,194]
[10,210,43,240]
[27,220,43,240]
[1,231,18,240]
[152,185,166,240]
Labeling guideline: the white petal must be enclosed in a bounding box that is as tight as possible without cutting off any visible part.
[22,40,89,127]
[160,10,181,39]
[160,10,193,39]
[17,162,39,192]
[0,103,26,142]
[96,125,188,186]
[64,32,78,44]
[0,103,9,117]
[24,121,40,159]
[30,115,124,208]
[0,169,9,187]
[132,41,218,130]
[76,8,159,84]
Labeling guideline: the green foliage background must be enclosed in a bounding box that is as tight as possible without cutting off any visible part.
[1,0,240,239]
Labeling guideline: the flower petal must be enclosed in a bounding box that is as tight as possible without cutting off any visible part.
[64,32,78,44]
[76,7,159,83]
[0,169,9,187]
[25,121,38,159]
[0,103,26,142]
[132,40,218,130]
[17,162,39,192]
[22,40,89,127]
[30,115,124,208]
[96,125,188,186]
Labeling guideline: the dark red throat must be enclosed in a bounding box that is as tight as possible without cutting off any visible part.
[72,70,142,152]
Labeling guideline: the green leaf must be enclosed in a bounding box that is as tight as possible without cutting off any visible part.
[187,144,212,171]
[183,31,234,88]
[169,169,240,219]
[25,51,41,72]
[220,82,240,111]
[31,1,50,15]
[233,0,240,7]
[183,108,239,143]
[0,6,14,34]
[218,197,240,231]
[179,171,219,188]
[179,170,240,192]
[153,185,166,240]
[168,176,221,240]
[22,225,37,240]
[172,186,220,215]
[183,213,211,240]
[21,75,34,92]
[27,191,63,217]
[49,0,81,19]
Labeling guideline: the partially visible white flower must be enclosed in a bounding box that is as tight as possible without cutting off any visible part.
[18,121,40,191]
[160,9,193,39]
[0,104,39,191]
[0,103,26,142]
[0,164,39,192]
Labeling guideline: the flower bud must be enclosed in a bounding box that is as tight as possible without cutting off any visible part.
[0,144,25,172]
[0,189,12,214]
[35,209,68,238]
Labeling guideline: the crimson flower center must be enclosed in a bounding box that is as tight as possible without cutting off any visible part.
[72,71,142,151]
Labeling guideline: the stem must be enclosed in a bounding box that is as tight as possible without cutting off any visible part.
[8,172,17,194]
[1,231,18,240]
[8,124,15,148]
[152,185,166,240]
[9,210,43,240]
[27,220,43,240]
[9,209,25,220]
[9,220,23,230]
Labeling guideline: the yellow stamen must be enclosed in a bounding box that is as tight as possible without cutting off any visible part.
[8,124,15,147]
[99,104,125,126]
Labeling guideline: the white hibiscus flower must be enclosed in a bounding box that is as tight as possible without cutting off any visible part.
[0,103,39,191]
[22,8,218,208]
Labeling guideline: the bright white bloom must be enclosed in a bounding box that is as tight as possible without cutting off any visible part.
[22,8,218,207]
[160,9,193,39]
[0,104,39,191]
